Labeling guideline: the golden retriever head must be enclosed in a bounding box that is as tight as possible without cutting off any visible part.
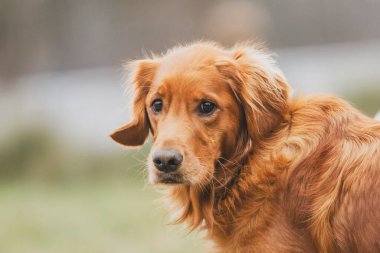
[110,42,289,188]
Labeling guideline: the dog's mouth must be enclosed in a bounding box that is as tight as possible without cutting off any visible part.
[157,172,184,184]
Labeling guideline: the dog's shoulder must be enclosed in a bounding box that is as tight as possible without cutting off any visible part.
[289,94,380,138]
[283,94,380,252]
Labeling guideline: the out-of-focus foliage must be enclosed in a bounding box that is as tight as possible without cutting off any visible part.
[0,127,144,182]
[0,130,207,253]
[344,86,380,116]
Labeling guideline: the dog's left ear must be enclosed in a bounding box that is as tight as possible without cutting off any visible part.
[110,59,158,146]
[216,44,289,143]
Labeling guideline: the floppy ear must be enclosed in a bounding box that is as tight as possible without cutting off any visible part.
[216,44,289,143]
[110,59,158,146]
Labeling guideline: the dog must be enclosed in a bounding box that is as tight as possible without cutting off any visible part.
[110,42,380,253]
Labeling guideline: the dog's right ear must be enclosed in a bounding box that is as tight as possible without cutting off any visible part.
[215,44,289,144]
[110,59,158,146]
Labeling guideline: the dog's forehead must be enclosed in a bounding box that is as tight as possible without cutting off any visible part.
[148,44,232,100]
[151,69,226,97]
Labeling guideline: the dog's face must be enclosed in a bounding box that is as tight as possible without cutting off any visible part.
[145,65,243,185]
[110,42,289,187]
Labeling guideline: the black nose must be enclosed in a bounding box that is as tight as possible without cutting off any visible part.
[152,148,183,173]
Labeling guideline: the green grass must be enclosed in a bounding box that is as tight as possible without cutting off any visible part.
[343,83,380,116]
[0,179,207,253]
[0,128,201,253]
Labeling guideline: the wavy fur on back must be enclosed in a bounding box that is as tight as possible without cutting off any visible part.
[111,42,380,253]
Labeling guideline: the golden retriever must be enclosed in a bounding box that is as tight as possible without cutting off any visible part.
[110,42,380,253]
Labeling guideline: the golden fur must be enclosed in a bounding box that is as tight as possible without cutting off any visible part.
[110,42,380,253]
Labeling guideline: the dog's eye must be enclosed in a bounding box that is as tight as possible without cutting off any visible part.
[199,101,216,115]
[151,99,163,113]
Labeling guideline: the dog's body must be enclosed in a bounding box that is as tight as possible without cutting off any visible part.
[205,96,380,253]
[111,42,380,253]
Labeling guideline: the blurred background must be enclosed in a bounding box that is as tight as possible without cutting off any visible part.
[0,0,379,252]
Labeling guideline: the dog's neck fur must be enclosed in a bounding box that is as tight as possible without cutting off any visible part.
[167,112,291,249]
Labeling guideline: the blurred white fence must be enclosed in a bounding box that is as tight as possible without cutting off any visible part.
[375,111,380,121]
